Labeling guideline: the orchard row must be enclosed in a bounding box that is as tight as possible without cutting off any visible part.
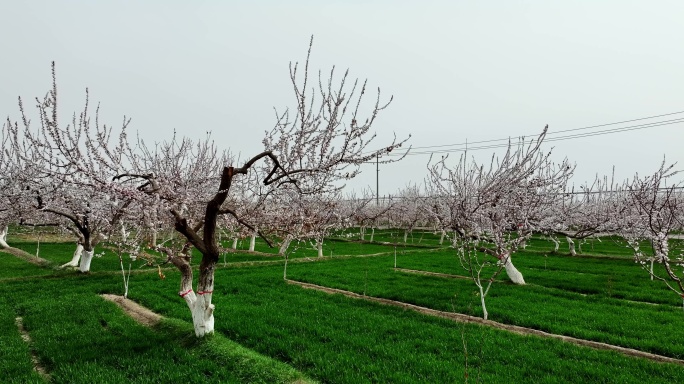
[1,56,682,336]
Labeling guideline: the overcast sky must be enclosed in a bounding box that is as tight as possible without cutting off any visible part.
[2,1,684,196]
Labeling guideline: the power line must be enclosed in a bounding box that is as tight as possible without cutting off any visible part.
[361,110,684,198]
[403,117,684,156]
[362,110,684,158]
[545,118,684,143]
[406,109,684,152]
[549,110,684,135]
[384,118,684,157]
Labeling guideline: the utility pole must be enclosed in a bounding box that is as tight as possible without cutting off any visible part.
[376,153,380,205]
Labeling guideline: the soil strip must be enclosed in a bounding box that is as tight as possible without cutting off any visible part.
[15,316,50,381]
[101,294,162,327]
[1,247,52,267]
[286,279,684,366]
[394,267,472,280]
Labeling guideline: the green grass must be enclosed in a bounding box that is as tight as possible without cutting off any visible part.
[6,235,423,273]
[130,265,684,383]
[9,241,129,272]
[2,233,684,383]
[285,252,684,359]
[0,250,55,280]
[391,248,682,305]
[217,236,427,259]
[333,227,447,247]
[523,235,684,258]
[1,274,313,384]
[0,298,44,383]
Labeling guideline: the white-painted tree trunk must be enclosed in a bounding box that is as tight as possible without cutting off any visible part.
[249,234,256,252]
[501,253,525,285]
[566,237,577,256]
[439,229,446,245]
[478,283,488,320]
[452,231,459,248]
[119,259,131,299]
[79,249,94,273]
[359,226,366,241]
[61,243,84,268]
[650,259,655,280]
[279,236,292,256]
[231,238,238,249]
[369,227,375,242]
[550,236,560,252]
[35,235,41,258]
[0,225,9,248]
[316,238,324,257]
[403,230,409,243]
[189,294,215,337]
[171,252,216,338]
[179,289,215,337]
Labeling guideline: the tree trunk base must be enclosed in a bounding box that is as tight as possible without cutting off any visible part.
[61,243,84,268]
[0,225,9,249]
[79,249,94,272]
[502,255,525,285]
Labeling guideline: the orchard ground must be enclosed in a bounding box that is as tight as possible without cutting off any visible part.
[2,228,684,383]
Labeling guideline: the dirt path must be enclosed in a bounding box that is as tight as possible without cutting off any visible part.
[286,279,684,366]
[0,247,52,267]
[15,316,50,381]
[101,294,162,327]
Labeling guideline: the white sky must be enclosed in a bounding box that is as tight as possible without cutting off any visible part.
[2,1,684,197]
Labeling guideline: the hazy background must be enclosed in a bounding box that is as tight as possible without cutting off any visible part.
[2,1,683,196]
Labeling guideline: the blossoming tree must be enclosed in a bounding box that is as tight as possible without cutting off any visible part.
[6,64,139,271]
[621,161,684,295]
[426,127,572,284]
[115,39,408,336]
